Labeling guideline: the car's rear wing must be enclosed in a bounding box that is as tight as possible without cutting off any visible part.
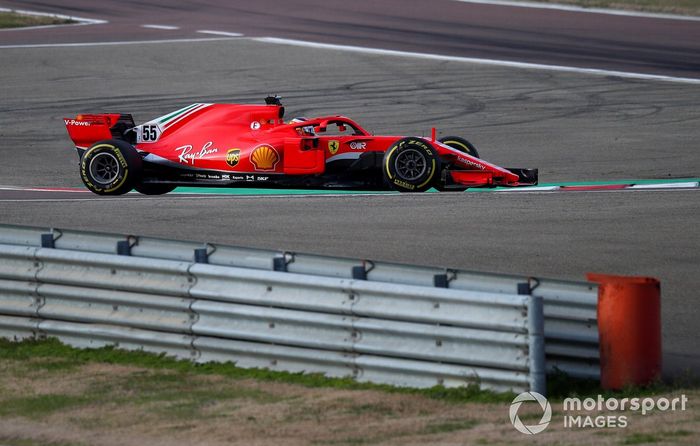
[63,113,136,148]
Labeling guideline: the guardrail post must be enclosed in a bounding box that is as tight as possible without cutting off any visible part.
[116,241,131,256]
[194,248,208,263]
[40,233,55,248]
[351,266,367,280]
[524,283,546,395]
[433,274,449,288]
[517,282,530,295]
[273,256,288,272]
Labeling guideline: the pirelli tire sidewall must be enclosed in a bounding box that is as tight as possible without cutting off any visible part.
[383,137,441,192]
[80,140,142,195]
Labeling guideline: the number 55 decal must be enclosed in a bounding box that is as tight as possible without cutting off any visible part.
[137,123,162,143]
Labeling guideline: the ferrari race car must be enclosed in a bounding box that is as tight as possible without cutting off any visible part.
[64,96,537,195]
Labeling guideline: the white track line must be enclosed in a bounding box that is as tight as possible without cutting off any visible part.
[0,37,242,49]
[253,37,700,85]
[197,30,244,37]
[141,24,180,30]
[628,181,700,189]
[452,0,700,21]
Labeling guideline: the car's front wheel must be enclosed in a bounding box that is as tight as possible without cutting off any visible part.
[80,139,142,195]
[383,137,440,192]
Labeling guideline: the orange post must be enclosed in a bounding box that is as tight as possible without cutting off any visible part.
[587,273,662,390]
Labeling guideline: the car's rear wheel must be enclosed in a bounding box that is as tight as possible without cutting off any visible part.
[383,138,440,192]
[436,136,480,191]
[80,139,142,195]
[134,183,176,195]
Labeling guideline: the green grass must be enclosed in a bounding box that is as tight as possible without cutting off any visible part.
[422,419,480,434]
[0,11,75,29]
[0,369,283,422]
[315,419,479,446]
[509,0,700,15]
[0,437,85,446]
[0,338,513,404]
[0,394,93,418]
[1,338,697,409]
[93,370,283,407]
[622,433,660,444]
[663,430,693,438]
[618,428,691,444]
[545,367,698,401]
[344,403,396,416]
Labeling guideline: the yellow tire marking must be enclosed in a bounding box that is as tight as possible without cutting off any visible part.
[444,140,475,156]
[83,143,129,194]
[384,145,398,180]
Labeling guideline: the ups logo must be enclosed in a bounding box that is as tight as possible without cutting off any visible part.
[226,149,241,167]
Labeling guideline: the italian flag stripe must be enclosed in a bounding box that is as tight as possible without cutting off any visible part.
[156,103,201,125]
[163,103,211,130]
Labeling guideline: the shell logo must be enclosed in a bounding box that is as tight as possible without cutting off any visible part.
[251,145,280,171]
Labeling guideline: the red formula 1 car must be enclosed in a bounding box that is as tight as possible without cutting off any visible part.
[64,96,537,195]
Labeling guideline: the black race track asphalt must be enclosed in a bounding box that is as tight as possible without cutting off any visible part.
[0,0,699,377]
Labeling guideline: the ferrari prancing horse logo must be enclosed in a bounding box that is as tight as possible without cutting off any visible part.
[328,140,340,155]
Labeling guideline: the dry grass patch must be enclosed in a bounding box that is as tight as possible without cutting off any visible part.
[0,339,698,445]
[0,11,74,29]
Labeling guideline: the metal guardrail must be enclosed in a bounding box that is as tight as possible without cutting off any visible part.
[0,224,600,391]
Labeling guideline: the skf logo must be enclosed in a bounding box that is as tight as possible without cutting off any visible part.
[251,145,280,171]
[226,149,241,168]
[328,140,340,155]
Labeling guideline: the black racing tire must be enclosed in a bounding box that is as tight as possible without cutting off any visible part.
[438,135,479,158]
[436,136,480,191]
[134,183,176,195]
[382,137,441,192]
[80,139,142,195]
